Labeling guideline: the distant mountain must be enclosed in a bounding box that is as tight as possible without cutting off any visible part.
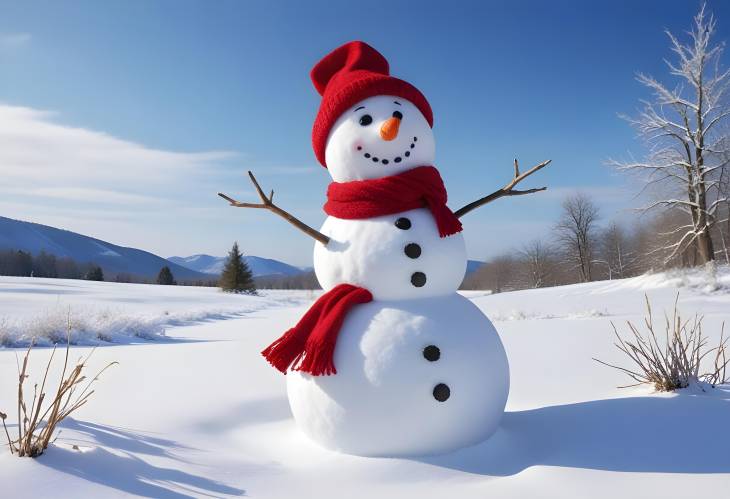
[0,216,209,280]
[167,254,226,275]
[168,254,306,278]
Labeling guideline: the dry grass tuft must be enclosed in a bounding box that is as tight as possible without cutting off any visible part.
[0,315,117,457]
[594,294,728,391]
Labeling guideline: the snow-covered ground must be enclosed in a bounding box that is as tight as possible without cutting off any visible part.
[0,277,315,346]
[1,269,729,498]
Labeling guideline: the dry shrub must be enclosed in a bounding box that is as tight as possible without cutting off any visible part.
[0,318,117,457]
[595,295,728,391]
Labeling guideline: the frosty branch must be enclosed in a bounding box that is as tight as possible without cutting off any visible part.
[454,159,552,218]
[610,4,730,265]
[218,171,331,245]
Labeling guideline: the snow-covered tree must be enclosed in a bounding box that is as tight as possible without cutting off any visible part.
[612,4,730,265]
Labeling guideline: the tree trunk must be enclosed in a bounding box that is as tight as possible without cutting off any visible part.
[696,227,715,263]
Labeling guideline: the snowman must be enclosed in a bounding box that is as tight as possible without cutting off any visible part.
[219,41,549,456]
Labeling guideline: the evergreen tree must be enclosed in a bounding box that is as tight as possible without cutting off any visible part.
[33,251,58,278]
[56,257,82,279]
[219,242,256,294]
[85,265,104,281]
[16,250,33,276]
[0,250,33,277]
[157,266,175,285]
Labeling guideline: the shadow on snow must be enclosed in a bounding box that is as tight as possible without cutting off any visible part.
[38,418,246,498]
[419,387,730,476]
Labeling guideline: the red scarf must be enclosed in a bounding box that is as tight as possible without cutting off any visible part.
[262,166,461,376]
[324,165,463,238]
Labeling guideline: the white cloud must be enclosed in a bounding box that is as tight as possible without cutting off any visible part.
[0,104,236,205]
[0,103,244,246]
[0,105,234,186]
[0,33,31,49]
[3,186,165,206]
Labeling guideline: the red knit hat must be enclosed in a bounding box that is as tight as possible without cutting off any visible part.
[311,41,433,167]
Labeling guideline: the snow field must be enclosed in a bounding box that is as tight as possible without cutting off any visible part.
[0,268,728,498]
[0,276,316,346]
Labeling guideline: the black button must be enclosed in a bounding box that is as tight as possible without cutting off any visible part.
[395,217,411,230]
[404,243,421,259]
[411,272,426,287]
[433,383,450,402]
[423,345,440,362]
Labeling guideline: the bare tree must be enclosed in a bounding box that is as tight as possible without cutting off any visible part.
[518,239,555,288]
[611,4,730,265]
[555,193,600,282]
[598,222,636,279]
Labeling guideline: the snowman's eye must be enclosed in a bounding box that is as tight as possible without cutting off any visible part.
[359,114,373,126]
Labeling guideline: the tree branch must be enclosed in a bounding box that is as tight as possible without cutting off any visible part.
[454,159,551,218]
[218,171,330,246]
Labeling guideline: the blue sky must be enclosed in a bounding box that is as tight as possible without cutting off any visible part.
[1,0,729,266]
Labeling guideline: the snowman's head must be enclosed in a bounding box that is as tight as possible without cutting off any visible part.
[324,95,435,182]
[311,41,434,180]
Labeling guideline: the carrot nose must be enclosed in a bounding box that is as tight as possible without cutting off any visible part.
[380,116,401,141]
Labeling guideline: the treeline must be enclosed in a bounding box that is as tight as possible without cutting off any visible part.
[0,249,104,281]
[255,271,321,290]
[111,271,218,286]
[462,193,730,292]
[0,249,219,286]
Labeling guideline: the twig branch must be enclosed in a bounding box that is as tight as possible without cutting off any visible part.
[2,325,117,457]
[218,171,330,246]
[454,159,551,218]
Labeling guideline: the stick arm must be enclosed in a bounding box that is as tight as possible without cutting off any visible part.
[454,159,552,218]
[218,171,330,246]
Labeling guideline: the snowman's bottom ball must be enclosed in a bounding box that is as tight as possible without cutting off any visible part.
[286,293,509,457]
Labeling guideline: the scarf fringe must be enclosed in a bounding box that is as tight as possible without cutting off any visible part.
[261,327,307,374]
[261,284,373,376]
[294,340,337,376]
